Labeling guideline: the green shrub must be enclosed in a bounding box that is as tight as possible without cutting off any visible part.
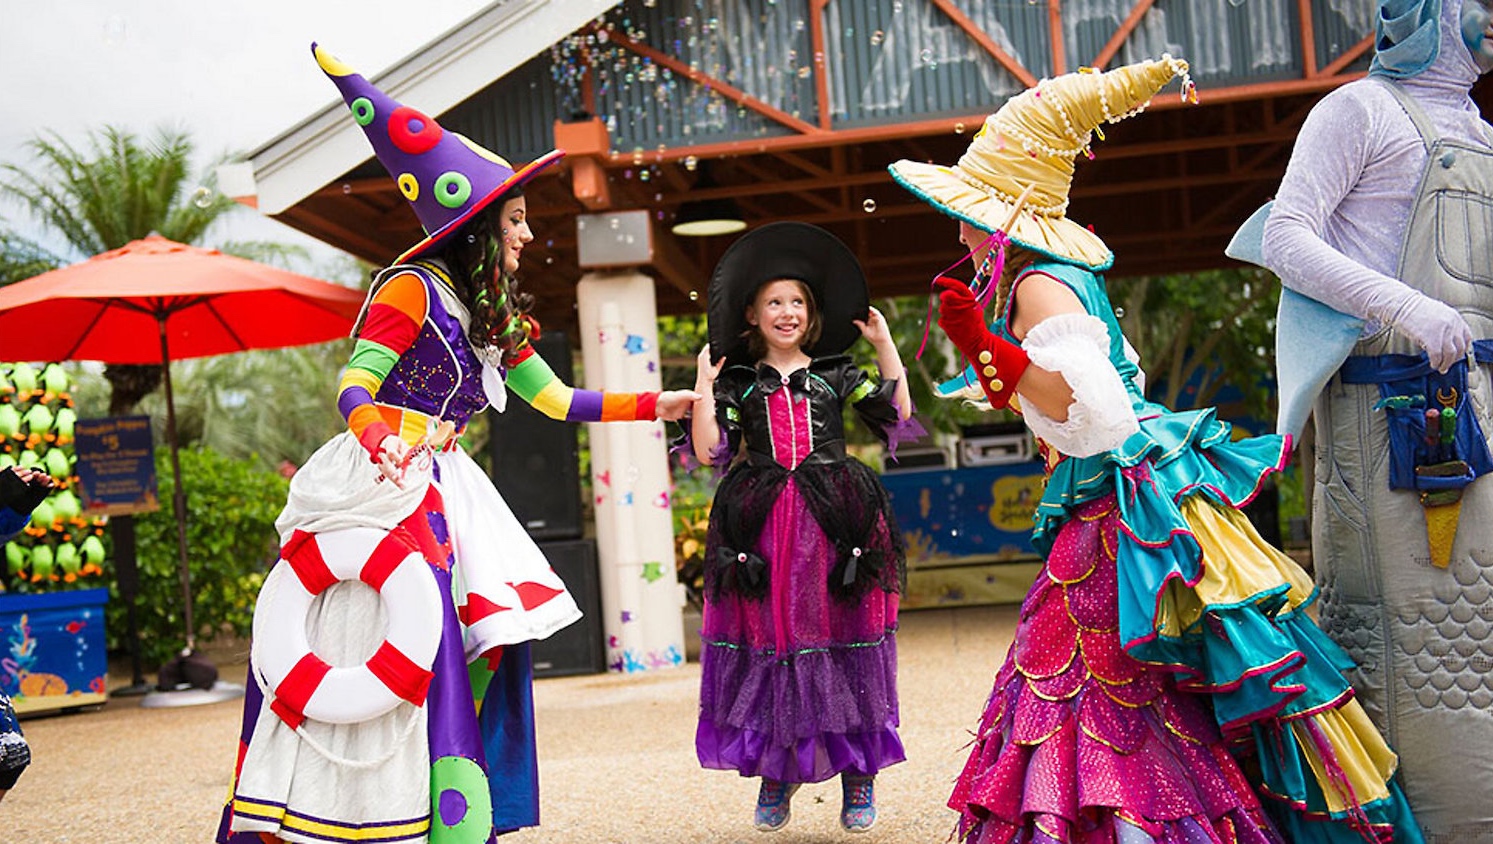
[107,446,287,668]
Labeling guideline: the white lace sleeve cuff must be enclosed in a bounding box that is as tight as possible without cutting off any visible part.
[1018,313,1139,458]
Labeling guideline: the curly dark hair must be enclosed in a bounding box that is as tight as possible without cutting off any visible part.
[439,187,536,364]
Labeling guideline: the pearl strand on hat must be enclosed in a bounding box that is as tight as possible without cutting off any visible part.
[952,169,1068,217]
[993,118,1090,161]
[1043,83,1085,143]
[1096,53,1195,126]
[1097,80,1149,126]
[1038,77,1100,160]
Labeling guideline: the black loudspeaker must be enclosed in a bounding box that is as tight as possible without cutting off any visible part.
[488,330,584,540]
[532,538,606,678]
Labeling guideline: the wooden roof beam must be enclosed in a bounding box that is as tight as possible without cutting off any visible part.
[279,206,399,264]
[592,78,1345,166]
[650,228,709,306]
[596,25,825,137]
[730,158,841,214]
[1297,0,1321,77]
[1074,167,1286,200]
[1090,0,1158,71]
[1049,0,1068,75]
[775,150,834,180]
[930,0,1039,87]
[810,0,832,130]
[1319,35,1375,78]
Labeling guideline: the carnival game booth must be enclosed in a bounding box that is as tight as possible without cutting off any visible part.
[882,422,1044,610]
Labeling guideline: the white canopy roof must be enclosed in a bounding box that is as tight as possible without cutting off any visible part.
[221,0,618,215]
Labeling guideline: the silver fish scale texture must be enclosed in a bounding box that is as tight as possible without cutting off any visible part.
[1393,556,1493,709]
[1319,563,1493,709]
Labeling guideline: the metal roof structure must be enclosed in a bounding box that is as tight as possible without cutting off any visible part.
[234,0,1398,332]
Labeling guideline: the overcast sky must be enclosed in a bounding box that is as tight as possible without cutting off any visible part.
[2,0,495,261]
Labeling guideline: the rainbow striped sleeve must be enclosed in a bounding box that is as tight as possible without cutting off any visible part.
[337,272,429,452]
[503,345,658,422]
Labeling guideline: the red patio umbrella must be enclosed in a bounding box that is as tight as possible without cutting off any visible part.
[0,234,366,679]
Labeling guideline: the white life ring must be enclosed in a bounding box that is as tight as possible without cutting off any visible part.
[251,525,443,727]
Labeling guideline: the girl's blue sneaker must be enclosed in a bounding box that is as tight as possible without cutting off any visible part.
[840,774,876,832]
[753,779,800,832]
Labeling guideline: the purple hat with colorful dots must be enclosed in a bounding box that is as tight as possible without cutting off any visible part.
[312,42,563,263]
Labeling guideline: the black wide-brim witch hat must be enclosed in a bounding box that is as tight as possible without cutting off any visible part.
[707,222,870,367]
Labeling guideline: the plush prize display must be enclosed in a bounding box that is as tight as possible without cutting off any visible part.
[1,362,106,589]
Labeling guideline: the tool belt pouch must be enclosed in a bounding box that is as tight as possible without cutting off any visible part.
[1342,353,1493,501]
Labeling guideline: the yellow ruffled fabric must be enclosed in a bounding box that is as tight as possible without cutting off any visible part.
[1152,499,1314,637]
[1290,704,1399,813]
[1163,497,1401,817]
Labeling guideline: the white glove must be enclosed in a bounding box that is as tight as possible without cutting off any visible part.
[1389,292,1473,373]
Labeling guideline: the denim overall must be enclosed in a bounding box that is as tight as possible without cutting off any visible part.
[1313,79,1493,842]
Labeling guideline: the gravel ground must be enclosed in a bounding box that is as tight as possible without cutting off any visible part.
[6,604,1019,844]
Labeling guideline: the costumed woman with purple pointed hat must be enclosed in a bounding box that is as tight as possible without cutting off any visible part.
[215,44,697,844]
[1225,1,1493,838]
[891,56,1424,843]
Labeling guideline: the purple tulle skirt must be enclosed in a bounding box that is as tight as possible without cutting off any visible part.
[697,477,904,783]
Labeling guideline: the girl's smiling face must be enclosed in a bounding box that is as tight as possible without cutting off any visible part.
[1463,0,1493,74]
[747,279,813,354]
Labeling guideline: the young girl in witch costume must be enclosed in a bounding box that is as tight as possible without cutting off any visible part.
[689,222,920,833]
[890,58,1425,843]
[217,45,696,844]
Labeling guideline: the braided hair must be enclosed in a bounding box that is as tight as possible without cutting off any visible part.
[990,244,1040,322]
[441,188,537,365]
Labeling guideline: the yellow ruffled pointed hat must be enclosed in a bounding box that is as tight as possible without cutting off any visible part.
[889,55,1193,271]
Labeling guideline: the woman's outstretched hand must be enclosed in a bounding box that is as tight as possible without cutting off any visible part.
[656,390,703,421]
[375,434,412,488]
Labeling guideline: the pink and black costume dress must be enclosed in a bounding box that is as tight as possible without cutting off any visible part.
[696,356,909,784]
[949,261,1423,844]
[219,260,659,844]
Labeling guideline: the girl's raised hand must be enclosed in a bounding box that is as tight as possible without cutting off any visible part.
[853,306,893,347]
[695,343,725,389]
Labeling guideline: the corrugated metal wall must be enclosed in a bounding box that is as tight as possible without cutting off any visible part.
[1313,0,1377,73]
[827,0,1046,127]
[438,0,1378,162]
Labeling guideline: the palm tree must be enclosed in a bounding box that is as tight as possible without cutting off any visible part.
[0,126,244,415]
[1,126,234,258]
[0,232,62,286]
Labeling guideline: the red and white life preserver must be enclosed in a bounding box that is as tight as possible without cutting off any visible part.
[251,526,442,729]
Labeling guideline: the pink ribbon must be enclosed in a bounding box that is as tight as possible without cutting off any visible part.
[915,228,1011,360]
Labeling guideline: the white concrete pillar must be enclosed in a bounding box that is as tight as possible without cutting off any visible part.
[576,271,685,673]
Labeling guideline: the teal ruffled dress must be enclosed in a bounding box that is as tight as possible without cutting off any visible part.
[949,262,1423,844]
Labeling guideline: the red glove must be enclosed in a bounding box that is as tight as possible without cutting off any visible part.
[934,276,1029,409]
